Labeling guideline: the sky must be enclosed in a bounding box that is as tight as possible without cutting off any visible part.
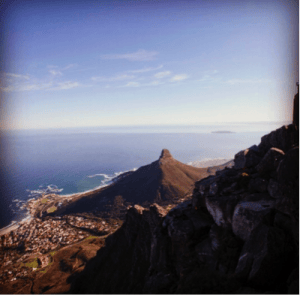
[0,0,298,130]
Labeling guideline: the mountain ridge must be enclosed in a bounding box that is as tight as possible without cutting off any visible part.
[55,148,215,216]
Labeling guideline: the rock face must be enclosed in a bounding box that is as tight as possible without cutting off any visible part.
[70,124,299,294]
[293,88,299,127]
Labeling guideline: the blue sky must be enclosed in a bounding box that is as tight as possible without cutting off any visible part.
[0,0,298,130]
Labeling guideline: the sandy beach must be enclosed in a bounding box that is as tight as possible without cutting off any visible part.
[0,216,33,237]
[0,223,20,236]
[0,185,106,237]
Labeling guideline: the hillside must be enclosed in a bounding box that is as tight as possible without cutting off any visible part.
[54,149,214,215]
[0,151,231,294]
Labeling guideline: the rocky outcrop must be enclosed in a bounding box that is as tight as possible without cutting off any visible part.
[191,124,298,292]
[293,82,300,130]
[70,124,299,294]
[58,149,213,216]
[258,124,298,154]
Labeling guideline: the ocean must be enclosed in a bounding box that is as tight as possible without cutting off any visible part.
[0,122,288,228]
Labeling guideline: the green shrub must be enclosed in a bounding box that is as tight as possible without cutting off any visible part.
[85,235,99,240]
[24,258,39,268]
[47,206,57,213]
[49,251,56,257]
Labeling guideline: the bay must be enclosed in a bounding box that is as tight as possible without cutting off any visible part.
[0,122,288,227]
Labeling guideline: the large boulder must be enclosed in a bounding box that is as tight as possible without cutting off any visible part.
[277,146,299,186]
[235,224,289,290]
[209,225,243,275]
[234,147,262,170]
[258,124,298,155]
[184,209,213,237]
[195,238,218,272]
[267,178,284,199]
[274,146,299,221]
[209,224,224,252]
[162,201,209,277]
[248,177,268,193]
[143,205,177,294]
[274,211,292,230]
[287,268,299,294]
[205,195,240,229]
[192,175,220,212]
[232,193,275,241]
[193,175,218,196]
[255,147,285,175]
[166,216,194,242]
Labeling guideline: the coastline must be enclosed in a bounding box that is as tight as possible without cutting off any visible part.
[0,158,231,236]
[0,179,115,236]
[0,216,33,236]
[60,167,138,198]
[0,130,270,236]
[0,223,19,236]
[0,168,133,235]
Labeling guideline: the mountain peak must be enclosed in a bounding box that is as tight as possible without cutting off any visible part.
[58,147,211,215]
[159,149,173,160]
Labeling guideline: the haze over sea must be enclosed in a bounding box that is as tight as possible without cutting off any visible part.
[0,121,289,228]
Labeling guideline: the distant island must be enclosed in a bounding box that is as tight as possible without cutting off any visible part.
[211,130,235,133]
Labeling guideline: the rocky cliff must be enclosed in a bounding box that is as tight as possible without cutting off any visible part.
[70,124,299,294]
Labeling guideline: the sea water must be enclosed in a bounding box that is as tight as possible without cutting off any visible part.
[0,122,288,228]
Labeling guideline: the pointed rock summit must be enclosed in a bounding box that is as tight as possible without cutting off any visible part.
[159,149,174,165]
[58,149,215,215]
[159,149,173,159]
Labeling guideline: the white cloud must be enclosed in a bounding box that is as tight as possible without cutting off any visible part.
[25,83,53,91]
[1,67,83,92]
[154,71,171,79]
[2,80,80,92]
[1,85,17,92]
[48,64,78,76]
[49,69,63,76]
[62,64,78,70]
[148,80,164,86]
[226,78,270,85]
[199,74,211,81]
[120,80,164,88]
[1,81,81,92]
[91,74,135,82]
[128,65,163,73]
[47,64,78,74]
[101,49,158,61]
[199,74,218,82]
[170,74,189,82]
[1,82,53,92]
[54,81,79,90]
[124,81,141,87]
[5,73,30,80]
[199,70,219,82]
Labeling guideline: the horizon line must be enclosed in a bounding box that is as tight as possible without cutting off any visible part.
[1,120,292,132]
